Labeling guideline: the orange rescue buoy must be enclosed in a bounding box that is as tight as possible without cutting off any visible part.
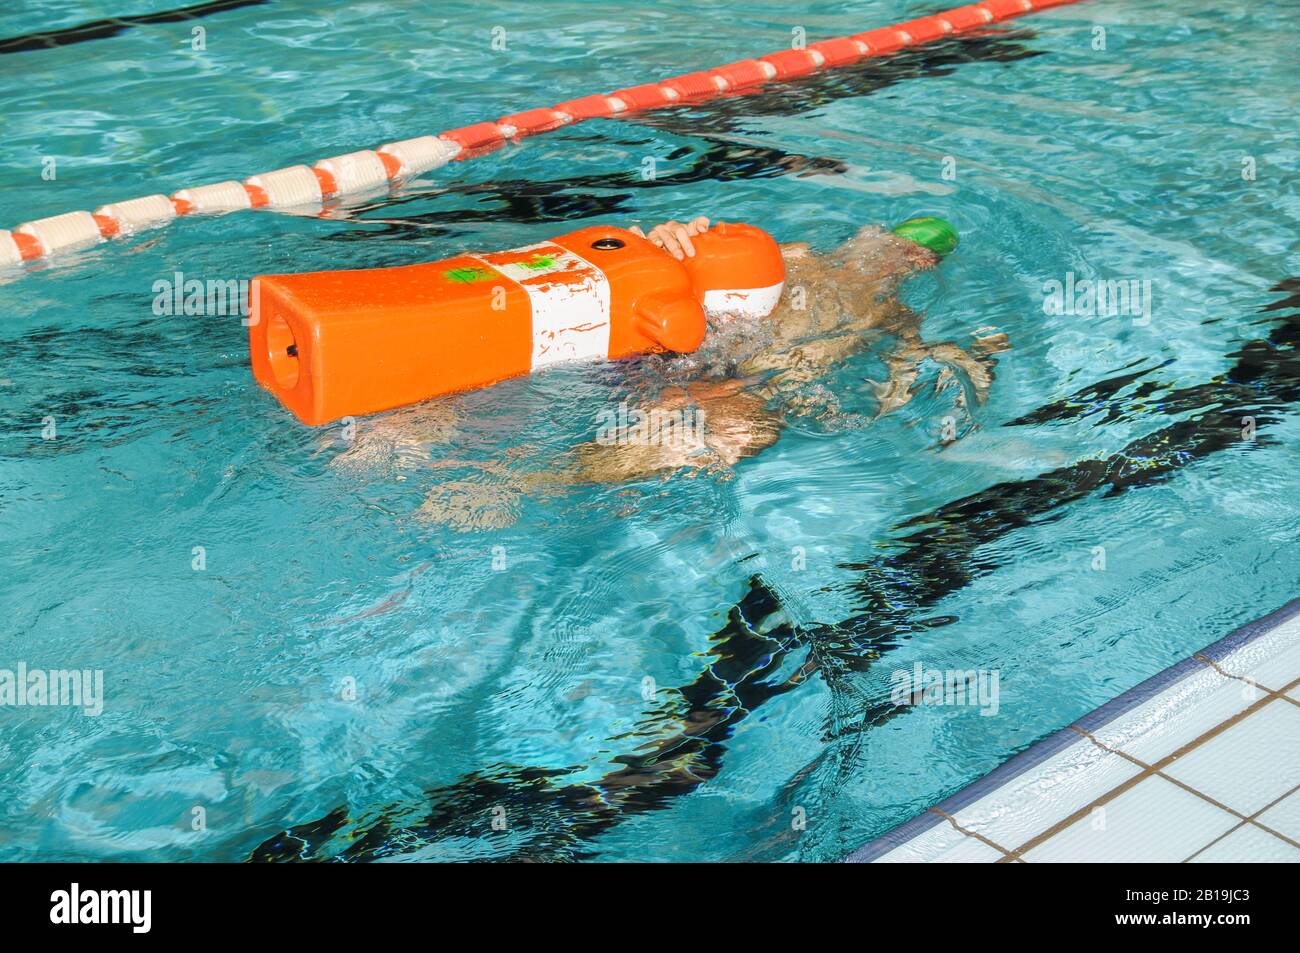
[248,222,784,425]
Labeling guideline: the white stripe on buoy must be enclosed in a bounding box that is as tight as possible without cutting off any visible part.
[703,281,785,320]
[173,181,253,213]
[96,194,176,234]
[376,135,461,177]
[17,211,102,253]
[245,165,322,207]
[0,229,20,265]
[314,150,389,195]
[472,243,612,369]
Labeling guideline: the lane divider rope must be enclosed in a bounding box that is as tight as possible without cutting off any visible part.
[0,0,1084,268]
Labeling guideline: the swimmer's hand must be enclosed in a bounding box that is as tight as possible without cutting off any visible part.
[629,216,710,260]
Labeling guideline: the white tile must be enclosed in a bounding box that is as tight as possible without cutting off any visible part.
[1256,789,1300,842]
[929,835,1004,863]
[951,736,1142,850]
[1090,664,1257,765]
[1210,615,1300,694]
[1163,699,1300,816]
[1189,824,1300,863]
[1023,776,1238,863]
[873,817,1003,863]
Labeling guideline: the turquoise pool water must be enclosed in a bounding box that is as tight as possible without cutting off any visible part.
[1,0,1297,861]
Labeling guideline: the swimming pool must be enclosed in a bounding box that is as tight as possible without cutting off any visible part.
[1,0,1296,861]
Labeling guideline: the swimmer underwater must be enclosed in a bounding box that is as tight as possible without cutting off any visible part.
[573,213,1003,481]
[330,213,1008,526]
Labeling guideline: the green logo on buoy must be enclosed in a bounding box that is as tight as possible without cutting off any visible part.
[444,266,491,283]
[520,254,555,270]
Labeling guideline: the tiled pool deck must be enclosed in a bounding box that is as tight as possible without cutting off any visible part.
[847,598,1300,863]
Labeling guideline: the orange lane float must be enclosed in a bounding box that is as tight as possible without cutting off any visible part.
[0,0,1088,269]
[248,222,785,425]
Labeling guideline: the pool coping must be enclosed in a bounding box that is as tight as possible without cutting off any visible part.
[844,595,1300,863]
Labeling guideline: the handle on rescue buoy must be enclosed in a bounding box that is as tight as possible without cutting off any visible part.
[634,293,708,353]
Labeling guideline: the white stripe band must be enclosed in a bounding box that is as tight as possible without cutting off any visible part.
[245,165,322,208]
[314,150,389,195]
[17,211,102,253]
[173,181,252,213]
[0,230,20,265]
[95,194,176,234]
[703,281,784,320]
[472,243,612,370]
[377,136,461,177]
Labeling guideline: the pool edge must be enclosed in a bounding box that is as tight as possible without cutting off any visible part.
[843,594,1300,863]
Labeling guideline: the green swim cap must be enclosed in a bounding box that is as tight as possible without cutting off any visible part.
[891,217,959,257]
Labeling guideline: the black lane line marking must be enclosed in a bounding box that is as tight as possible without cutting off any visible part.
[0,0,268,55]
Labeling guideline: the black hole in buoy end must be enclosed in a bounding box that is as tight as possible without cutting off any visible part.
[591,237,625,250]
[286,344,298,357]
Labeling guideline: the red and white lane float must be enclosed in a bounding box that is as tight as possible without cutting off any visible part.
[249,222,784,425]
[0,0,1085,269]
